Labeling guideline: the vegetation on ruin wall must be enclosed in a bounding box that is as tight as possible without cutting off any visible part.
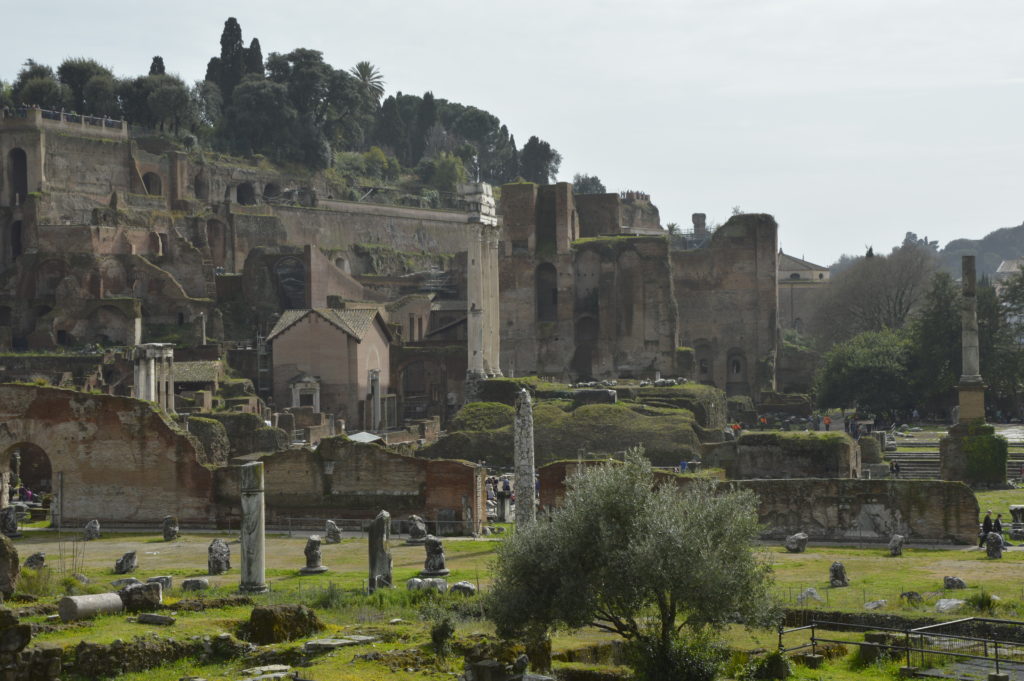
[737,431,852,457]
[185,416,230,465]
[625,383,726,429]
[352,243,453,277]
[448,402,514,432]
[427,402,701,467]
[674,346,694,377]
[477,377,573,405]
[962,426,1009,485]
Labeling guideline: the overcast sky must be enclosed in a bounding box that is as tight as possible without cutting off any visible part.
[4,0,1023,266]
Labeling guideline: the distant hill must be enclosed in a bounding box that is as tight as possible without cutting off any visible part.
[939,222,1024,278]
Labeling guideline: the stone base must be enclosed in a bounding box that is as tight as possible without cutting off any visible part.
[239,583,269,594]
[420,569,450,577]
[988,673,1009,681]
[940,423,1006,485]
[801,654,824,669]
[299,566,329,575]
[898,666,918,678]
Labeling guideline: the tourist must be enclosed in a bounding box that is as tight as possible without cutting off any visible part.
[980,510,993,547]
[994,513,1004,544]
[893,461,900,479]
[823,415,831,431]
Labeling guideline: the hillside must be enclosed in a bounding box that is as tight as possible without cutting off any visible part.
[939,222,1024,278]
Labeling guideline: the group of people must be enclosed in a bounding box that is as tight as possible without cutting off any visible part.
[11,486,36,503]
[979,509,1013,548]
[486,476,513,502]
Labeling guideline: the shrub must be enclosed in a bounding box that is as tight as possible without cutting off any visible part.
[448,402,514,432]
[626,634,724,681]
[739,650,792,680]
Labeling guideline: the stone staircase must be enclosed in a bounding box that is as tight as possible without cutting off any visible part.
[883,451,1024,480]
[201,258,217,299]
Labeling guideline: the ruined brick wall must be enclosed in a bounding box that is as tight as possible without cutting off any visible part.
[673,214,779,397]
[0,385,213,524]
[731,478,979,544]
[778,280,828,333]
[714,432,860,479]
[574,194,621,239]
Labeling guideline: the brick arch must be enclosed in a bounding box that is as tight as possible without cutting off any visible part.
[0,385,213,524]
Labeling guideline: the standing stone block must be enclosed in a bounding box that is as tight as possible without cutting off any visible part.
[58,593,124,622]
[162,515,179,541]
[405,515,427,545]
[368,510,392,592]
[420,535,450,577]
[239,462,268,594]
[1010,505,1024,524]
[83,519,101,541]
[299,535,328,575]
[514,389,537,527]
[208,538,231,575]
[888,534,905,557]
[784,532,808,553]
[324,520,342,544]
[147,576,172,591]
[943,576,967,589]
[0,535,18,598]
[118,582,162,612]
[986,532,1003,559]
[0,508,20,538]
[114,551,138,574]
[829,561,849,587]
[182,578,210,591]
[23,552,45,571]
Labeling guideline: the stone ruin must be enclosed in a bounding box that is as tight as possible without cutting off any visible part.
[829,561,848,588]
[300,536,328,575]
[420,535,450,577]
[368,510,392,592]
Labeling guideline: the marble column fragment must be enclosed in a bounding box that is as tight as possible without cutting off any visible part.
[239,462,268,593]
[368,510,393,592]
[514,389,536,527]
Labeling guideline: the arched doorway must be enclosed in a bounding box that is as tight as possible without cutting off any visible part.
[142,172,162,196]
[9,149,28,205]
[6,443,53,495]
[262,183,281,202]
[535,263,558,322]
[274,257,306,309]
[236,182,256,205]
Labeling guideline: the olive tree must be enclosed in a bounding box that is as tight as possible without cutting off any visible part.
[487,449,777,679]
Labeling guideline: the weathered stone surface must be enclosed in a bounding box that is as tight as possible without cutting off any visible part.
[58,593,124,622]
[724,432,860,479]
[368,510,392,592]
[796,587,823,605]
[514,389,537,527]
[162,515,179,541]
[299,535,327,575]
[0,535,19,598]
[864,600,887,611]
[406,578,423,591]
[732,479,979,544]
[900,591,923,605]
[239,461,267,594]
[451,581,477,596]
[136,613,175,625]
[118,582,162,612]
[0,624,31,653]
[147,576,172,591]
[420,535,449,577]
[406,515,427,544]
[114,551,138,574]
[111,578,142,588]
[208,538,231,575]
[420,578,447,593]
[84,519,101,540]
[944,576,967,590]
[242,604,324,645]
[986,532,1003,559]
[935,598,966,613]
[829,562,848,588]
[784,532,808,553]
[181,578,209,591]
[23,552,45,570]
[324,520,341,544]
[888,534,904,557]
[1011,505,1024,524]
[0,507,20,538]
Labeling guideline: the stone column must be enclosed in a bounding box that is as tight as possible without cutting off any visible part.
[239,462,268,594]
[466,229,486,392]
[958,255,984,422]
[486,230,503,377]
[146,356,156,403]
[369,369,381,432]
[514,389,536,527]
[368,509,392,592]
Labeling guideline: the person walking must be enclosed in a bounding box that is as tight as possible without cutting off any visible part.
[994,513,1004,545]
[823,415,831,432]
[980,510,994,547]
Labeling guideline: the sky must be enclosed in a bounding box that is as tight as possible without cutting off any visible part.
[3,0,1023,266]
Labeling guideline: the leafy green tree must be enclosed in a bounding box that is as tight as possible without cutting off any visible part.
[519,135,561,184]
[979,278,1020,414]
[488,449,776,681]
[190,79,223,131]
[411,91,437,164]
[221,76,297,158]
[0,81,12,109]
[82,74,119,117]
[430,153,466,192]
[573,173,606,194]
[57,58,113,112]
[149,56,166,76]
[814,328,912,414]
[377,95,408,162]
[146,75,192,134]
[13,60,70,109]
[216,17,246,98]
[906,272,960,414]
[244,39,264,77]
[349,61,385,103]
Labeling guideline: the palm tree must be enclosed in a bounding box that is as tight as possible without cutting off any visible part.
[349,61,385,103]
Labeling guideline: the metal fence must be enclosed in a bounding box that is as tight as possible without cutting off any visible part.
[779,617,1024,676]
